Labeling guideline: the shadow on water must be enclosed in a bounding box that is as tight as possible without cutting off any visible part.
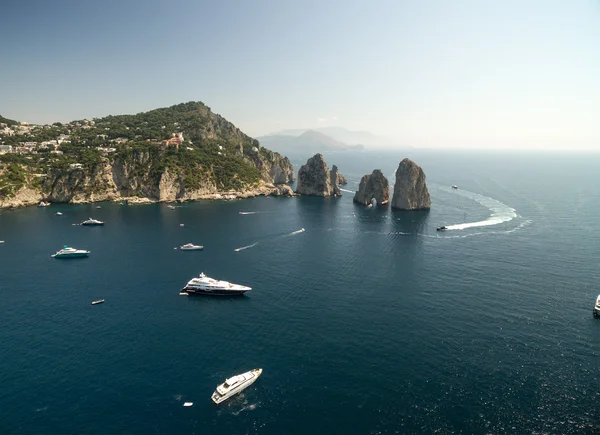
[390,208,431,234]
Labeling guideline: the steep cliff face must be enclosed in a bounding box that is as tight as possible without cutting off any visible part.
[391,158,431,210]
[296,153,341,197]
[245,148,295,184]
[329,165,342,196]
[353,169,390,206]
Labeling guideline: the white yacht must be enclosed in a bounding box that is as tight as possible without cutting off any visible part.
[51,246,90,259]
[81,217,104,226]
[181,273,251,296]
[593,295,600,318]
[179,243,203,251]
[211,369,262,404]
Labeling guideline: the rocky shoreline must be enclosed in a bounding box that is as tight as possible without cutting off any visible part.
[0,182,295,210]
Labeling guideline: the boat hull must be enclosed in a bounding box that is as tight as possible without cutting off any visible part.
[52,253,89,259]
[181,287,249,296]
[81,223,104,226]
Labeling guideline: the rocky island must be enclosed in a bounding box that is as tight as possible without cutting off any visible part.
[391,158,431,210]
[296,154,342,197]
[0,102,295,208]
[353,169,390,206]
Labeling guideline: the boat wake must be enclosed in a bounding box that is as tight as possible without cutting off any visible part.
[234,243,258,252]
[286,228,305,236]
[339,188,354,193]
[239,211,258,215]
[442,189,517,231]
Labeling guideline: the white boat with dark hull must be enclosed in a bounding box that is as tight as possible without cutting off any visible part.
[211,369,262,404]
[179,243,203,251]
[81,217,104,226]
[51,246,90,259]
[593,295,600,318]
[181,273,251,296]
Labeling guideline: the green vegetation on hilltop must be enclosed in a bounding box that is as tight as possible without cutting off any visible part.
[0,115,18,126]
[0,102,291,202]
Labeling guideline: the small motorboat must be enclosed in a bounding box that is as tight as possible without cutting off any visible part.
[451,185,458,189]
[179,243,203,251]
[56,212,63,216]
[96,206,101,209]
[81,217,104,226]
[211,369,262,404]
[38,201,50,207]
[593,295,600,318]
[167,205,176,210]
[437,226,448,231]
[91,299,105,305]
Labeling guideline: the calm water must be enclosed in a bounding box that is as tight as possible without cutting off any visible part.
[1,150,599,434]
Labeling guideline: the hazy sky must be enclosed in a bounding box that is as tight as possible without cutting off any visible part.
[1,0,599,149]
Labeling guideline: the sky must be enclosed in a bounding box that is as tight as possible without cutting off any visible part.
[1,0,599,149]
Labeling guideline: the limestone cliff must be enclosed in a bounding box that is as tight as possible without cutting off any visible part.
[338,173,348,185]
[329,165,342,196]
[296,153,341,197]
[353,169,390,206]
[391,158,431,210]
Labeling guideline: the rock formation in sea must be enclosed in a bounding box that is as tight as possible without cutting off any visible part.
[353,169,390,206]
[391,158,431,210]
[337,172,348,185]
[329,165,342,196]
[296,153,341,197]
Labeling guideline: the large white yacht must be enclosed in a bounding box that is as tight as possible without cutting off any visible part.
[81,217,104,226]
[593,295,600,318]
[211,369,262,404]
[180,273,251,296]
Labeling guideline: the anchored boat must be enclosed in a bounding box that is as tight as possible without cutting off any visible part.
[51,246,90,259]
[181,273,251,296]
[211,369,262,404]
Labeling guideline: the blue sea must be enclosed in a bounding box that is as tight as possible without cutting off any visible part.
[0,150,599,434]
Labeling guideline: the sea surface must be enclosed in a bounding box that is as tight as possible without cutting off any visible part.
[0,150,599,434]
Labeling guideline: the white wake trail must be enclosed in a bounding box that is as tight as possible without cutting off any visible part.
[239,211,258,215]
[443,189,517,231]
[234,243,258,252]
[339,188,354,193]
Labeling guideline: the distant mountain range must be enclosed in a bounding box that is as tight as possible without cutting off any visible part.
[255,127,396,155]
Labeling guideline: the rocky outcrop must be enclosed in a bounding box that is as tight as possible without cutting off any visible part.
[329,165,342,196]
[245,146,295,184]
[338,173,348,185]
[296,153,341,197]
[391,158,430,210]
[353,169,390,206]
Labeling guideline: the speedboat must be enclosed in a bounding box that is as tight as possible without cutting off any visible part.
[56,212,63,216]
[211,369,262,404]
[594,295,600,318]
[181,273,251,296]
[180,243,203,251]
[451,185,458,189]
[51,245,90,258]
[91,299,105,305]
[437,226,448,231]
[81,217,104,226]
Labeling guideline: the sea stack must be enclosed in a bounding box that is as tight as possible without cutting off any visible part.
[391,158,431,210]
[296,154,341,196]
[329,165,342,196]
[353,169,390,206]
